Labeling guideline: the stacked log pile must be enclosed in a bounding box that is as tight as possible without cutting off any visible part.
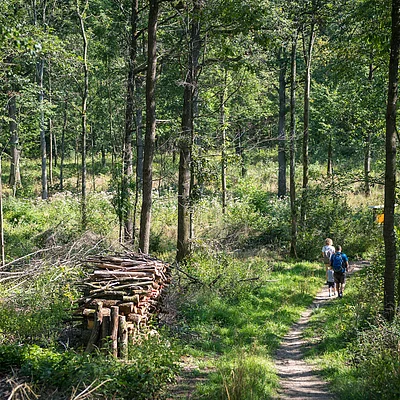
[76,252,171,358]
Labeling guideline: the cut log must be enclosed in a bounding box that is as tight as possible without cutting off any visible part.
[119,315,128,360]
[85,302,103,353]
[110,306,119,358]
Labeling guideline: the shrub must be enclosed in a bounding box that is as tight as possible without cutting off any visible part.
[352,316,400,399]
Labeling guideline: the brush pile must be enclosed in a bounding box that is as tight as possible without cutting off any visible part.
[76,252,172,358]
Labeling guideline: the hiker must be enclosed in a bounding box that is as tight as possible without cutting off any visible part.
[322,238,335,283]
[330,245,349,298]
[327,266,335,297]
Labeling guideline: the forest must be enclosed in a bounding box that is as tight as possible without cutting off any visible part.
[1,0,400,398]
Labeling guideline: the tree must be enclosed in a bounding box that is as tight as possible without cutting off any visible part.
[139,0,159,254]
[289,30,298,258]
[177,0,202,263]
[277,46,287,198]
[300,19,316,228]
[122,0,139,244]
[8,92,21,194]
[77,0,89,230]
[383,0,400,321]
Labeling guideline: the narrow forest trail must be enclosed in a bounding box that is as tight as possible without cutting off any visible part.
[273,261,368,400]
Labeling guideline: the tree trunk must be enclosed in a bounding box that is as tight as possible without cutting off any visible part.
[327,133,333,176]
[364,131,371,196]
[122,0,139,244]
[8,93,21,194]
[48,61,53,186]
[177,1,201,263]
[364,61,374,197]
[278,47,287,198]
[300,23,315,228]
[60,98,67,191]
[290,31,298,259]
[384,0,400,321]
[77,0,89,230]
[221,71,227,214]
[38,58,48,200]
[134,80,144,245]
[139,0,159,254]
[0,156,5,267]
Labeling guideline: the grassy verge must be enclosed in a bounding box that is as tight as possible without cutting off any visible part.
[168,252,326,399]
[303,262,400,400]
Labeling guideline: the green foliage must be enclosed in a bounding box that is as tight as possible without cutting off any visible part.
[296,184,380,260]
[0,337,179,400]
[2,190,117,260]
[0,263,80,346]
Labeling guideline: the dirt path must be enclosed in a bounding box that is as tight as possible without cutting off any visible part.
[273,261,367,400]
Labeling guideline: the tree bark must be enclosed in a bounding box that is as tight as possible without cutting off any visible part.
[60,98,67,191]
[290,31,298,259]
[278,47,287,198]
[327,133,333,176]
[122,0,139,244]
[221,70,227,214]
[300,23,315,228]
[364,131,371,196]
[77,0,89,230]
[364,61,374,197]
[384,0,400,321]
[177,0,201,263]
[8,93,21,194]
[139,0,159,254]
[0,156,4,267]
[37,58,48,200]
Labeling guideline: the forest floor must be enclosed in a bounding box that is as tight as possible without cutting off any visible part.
[166,261,367,400]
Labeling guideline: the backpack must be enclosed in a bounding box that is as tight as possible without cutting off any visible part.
[323,247,334,263]
[331,253,344,273]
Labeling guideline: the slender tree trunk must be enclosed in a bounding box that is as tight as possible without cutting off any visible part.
[77,0,89,230]
[221,70,228,214]
[177,0,201,263]
[278,47,287,198]
[327,133,333,176]
[37,58,48,200]
[290,31,298,258]
[0,156,4,267]
[364,131,371,196]
[133,79,144,242]
[48,61,53,186]
[33,0,48,200]
[122,0,139,244]
[8,93,21,194]
[139,0,158,254]
[364,61,374,197]
[60,98,67,191]
[300,23,315,227]
[384,0,400,321]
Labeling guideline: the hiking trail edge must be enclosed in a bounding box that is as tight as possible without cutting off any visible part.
[273,261,368,400]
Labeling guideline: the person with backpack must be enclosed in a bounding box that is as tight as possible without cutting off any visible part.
[330,245,349,298]
[322,238,335,284]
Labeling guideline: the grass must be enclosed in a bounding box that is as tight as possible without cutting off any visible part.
[170,254,326,399]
